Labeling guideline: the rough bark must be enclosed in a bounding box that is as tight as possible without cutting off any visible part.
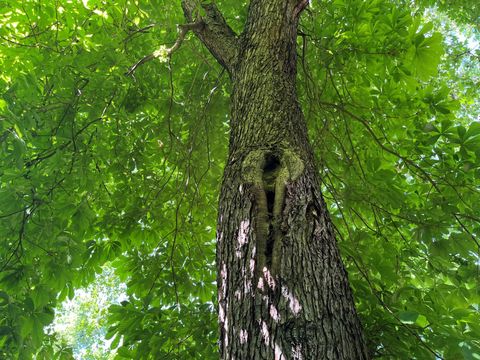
[182,0,369,358]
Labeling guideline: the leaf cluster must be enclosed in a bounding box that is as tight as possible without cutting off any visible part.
[0,0,478,359]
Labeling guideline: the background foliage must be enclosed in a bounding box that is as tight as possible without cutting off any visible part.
[0,0,478,359]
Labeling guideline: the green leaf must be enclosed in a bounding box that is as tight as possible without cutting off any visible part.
[18,316,33,338]
[460,342,480,360]
[415,314,429,328]
[31,285,51,309]
[398,311,419,324]
[0,326,12,336]
[466,123,480,138]
[0,99,7,111]
[0,291,9,306]
[110,334,121,349]
[407,32,444,79]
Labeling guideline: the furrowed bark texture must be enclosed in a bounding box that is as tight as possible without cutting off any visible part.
[184,0,369,358]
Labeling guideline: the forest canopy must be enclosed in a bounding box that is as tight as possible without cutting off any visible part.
[0,0,479,359]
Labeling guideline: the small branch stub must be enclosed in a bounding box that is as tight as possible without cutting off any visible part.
[293,0,310,18]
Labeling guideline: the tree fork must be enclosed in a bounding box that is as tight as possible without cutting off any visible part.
[182,0,369,358]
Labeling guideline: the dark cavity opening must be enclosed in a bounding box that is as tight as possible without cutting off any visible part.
[262,153,280,214]
[262,153,280,266]
[263,153,280,173]
[265,189,275,265]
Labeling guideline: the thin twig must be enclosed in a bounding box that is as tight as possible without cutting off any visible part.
[349,255,444,359]
[125,21,203,76]
[320,101,480,248]
[122,23,157,43]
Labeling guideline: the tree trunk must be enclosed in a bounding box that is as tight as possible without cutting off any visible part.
[183,1,369,358]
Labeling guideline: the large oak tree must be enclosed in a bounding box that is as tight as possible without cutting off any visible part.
[181,0,368,358]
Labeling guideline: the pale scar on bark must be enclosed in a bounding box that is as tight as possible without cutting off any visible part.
[242,148,304,281]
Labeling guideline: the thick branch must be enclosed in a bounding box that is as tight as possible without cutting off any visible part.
[181,1,239,73]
